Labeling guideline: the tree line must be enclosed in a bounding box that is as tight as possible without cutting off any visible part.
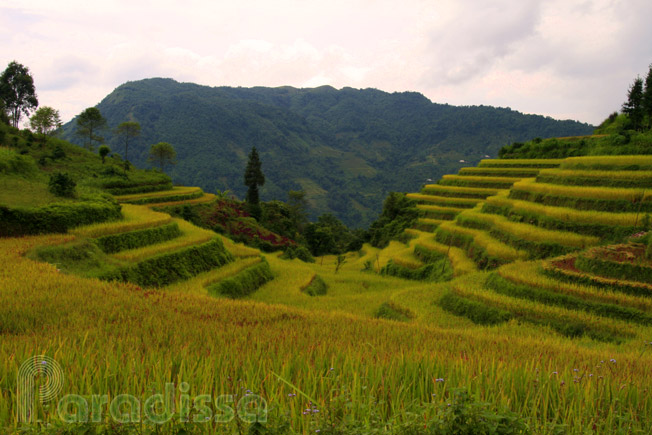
[0,60,178,174]
[622,64,652,131]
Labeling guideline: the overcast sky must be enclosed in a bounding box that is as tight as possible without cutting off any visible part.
[2,0,652,126]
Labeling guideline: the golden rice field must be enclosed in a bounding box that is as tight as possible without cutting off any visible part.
[4,219,652,433]
[6,153,652,433]
[458,167,540,177]
[498,260,652,312]
[559,155,652,170]
[111,218,217,262]
[422,184,501,196]
[439,174,522,186]
[406,193,482,206]
[485,191,641,226]
[114,186,203,202]
[150,192,218,208]
[416,203,467,214]
[456,209,600,248]
[478,158,564,168]
[436,220,529,261]
[538,168,652,181]
[511,178,652,202]
[70,204,172,238]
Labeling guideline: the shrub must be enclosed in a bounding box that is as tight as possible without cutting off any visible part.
[0,147,37,175]
[48,172,76,198]
[280,245,315,263]
[381,259,453,282]
[0,195,122,236]
[95,222,182,254]
[207,259,273,298]
[438,291,512,325]
[101,239,234,287]
[302,275,327,296]
[374,301,414,321]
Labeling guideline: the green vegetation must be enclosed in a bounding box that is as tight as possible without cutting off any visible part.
[374,301,414,321]
[207,258,273,298]
[0,61,38,128]
[301,274,328,296]
[8,62,652,433]
[62,78,593,227]
[75,107,107,151]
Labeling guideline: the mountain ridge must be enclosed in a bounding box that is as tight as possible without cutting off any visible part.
[62,78,594,227]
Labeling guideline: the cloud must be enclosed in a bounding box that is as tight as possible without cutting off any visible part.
[2,0,652,124]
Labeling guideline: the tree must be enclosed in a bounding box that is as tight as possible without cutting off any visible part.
[98,145,110,164]
[29,106,62,135]
[244,147,265,219]
[643,64,652,128]
[75,107,107,151]
[0,61,38,128]
[114,121,141,169]
[288,190,308,233]
[148,142,176,173]
[622,77,644,131]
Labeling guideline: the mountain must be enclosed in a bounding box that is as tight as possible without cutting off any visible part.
[62,78,594,227]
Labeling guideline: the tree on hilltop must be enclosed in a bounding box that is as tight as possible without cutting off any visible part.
[115,121,141,170]
[0,61,38,128]
[30,106,62,135]
[75,107,107,151]
[148,142,176,173]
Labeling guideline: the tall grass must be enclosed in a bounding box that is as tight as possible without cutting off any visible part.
[3,235,652,432]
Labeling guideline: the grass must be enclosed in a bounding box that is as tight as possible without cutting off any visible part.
[4,231,652,432]
[0,176,73,207]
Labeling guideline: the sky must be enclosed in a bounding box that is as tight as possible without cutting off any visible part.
[2,0,652,126]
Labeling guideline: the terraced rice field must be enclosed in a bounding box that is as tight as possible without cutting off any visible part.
[6,155,652,433]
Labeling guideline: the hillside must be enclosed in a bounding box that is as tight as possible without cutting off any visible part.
[61,78,594,227]
[4,136,652,432]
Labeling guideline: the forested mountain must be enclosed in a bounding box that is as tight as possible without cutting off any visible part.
[62,78,593,227]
